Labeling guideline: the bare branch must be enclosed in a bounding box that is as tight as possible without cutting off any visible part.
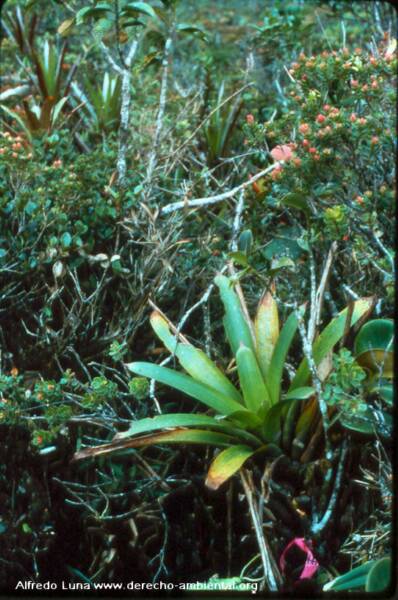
[117,39,139,187]
[143,33,174,199]
[160,164,278,214]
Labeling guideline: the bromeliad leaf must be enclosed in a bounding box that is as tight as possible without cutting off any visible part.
[126,362,246,416]
[113,413,262,446]
[205,445,255,490]
[323,560,377,591]
[267,307,303,405]
[284,387,314,400]
[215,275,256,355]
[254,289,279,379]
[289,297,375,390]
[236,345,271,413]
[150,311,243,404]
[73,428,237,461]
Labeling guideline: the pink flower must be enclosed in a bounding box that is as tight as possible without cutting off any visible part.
[246,113,255,125]
[270,144,294,162]
[316,114,326,124]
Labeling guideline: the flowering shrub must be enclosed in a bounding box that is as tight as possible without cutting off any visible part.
[244,39,395,305]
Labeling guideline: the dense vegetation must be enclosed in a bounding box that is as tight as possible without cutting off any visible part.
[0,0,395,595]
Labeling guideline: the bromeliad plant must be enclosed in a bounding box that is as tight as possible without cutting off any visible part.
[71,73,122,133]
[30,40,77,103]
[203,82,243,167]
[74,275,373,489]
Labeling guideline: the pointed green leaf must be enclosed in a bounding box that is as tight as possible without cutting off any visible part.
[113,413,261,446]
[323,560,377,591]
[284,387,314,400]
[227,410,263,430]
[150,311,243,404]
[268,308,302,405]
[324,574,367,591]
[236,345,271,413]
[289,298,375,390]
[262,397,308,443]
[280,192,310,215]
[51,96,68,127]
[254,290,279,378]
[176,23,208,41]
[122,2,158,20]
[76,6,111,25]
[205,445,255,490]
[215,275,255,355]
[126,362,246,416]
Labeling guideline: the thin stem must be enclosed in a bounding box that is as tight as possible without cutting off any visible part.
[240,469,279,591]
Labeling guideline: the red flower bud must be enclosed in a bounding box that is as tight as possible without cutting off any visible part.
[299,123,310,134]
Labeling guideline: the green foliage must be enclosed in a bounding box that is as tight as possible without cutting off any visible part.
[128,377,149,399]
[4,5,38,56]
[365,556,391,592]
[203,82,243,165]
[75,274,373,489]
[108,340,128,361]
[0,369,77,445]
[330,320,394,436]
[324,349,366,412]
[354,319,393,378]
[0,0,394,587]
[78,72,122,132]
[323,556,391,592]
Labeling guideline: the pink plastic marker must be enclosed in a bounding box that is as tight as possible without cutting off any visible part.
[279,537,320,580]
